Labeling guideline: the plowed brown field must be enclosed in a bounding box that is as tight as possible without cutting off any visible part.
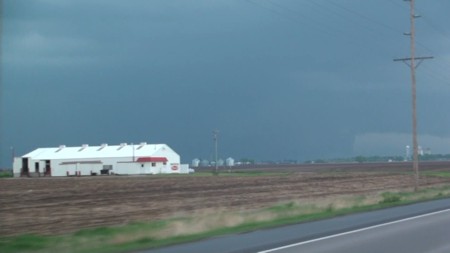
[1,162,450,237]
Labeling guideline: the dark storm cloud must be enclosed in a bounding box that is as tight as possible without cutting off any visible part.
[2,0,450,166]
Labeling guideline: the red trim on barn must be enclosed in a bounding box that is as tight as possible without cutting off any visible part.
[136,157,168,163]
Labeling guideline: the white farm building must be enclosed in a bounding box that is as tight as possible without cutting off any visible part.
[13,143,189,177]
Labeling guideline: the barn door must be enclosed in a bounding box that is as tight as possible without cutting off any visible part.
[21,158,29,176]
[45,160,51,176]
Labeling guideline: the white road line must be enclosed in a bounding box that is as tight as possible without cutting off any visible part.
[258,208,450,253]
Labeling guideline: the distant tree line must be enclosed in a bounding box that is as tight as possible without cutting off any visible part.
[305,154,450,164]
[419,154,450,161]
[232,153,450,166]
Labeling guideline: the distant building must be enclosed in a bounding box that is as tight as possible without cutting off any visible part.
[191,158,200,167]
[13,143,189,177]
[418,146,424,156]
[200,159,210,167]
[225,157,235,166]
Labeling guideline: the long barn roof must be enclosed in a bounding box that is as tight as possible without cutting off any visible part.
[22,143,175,160]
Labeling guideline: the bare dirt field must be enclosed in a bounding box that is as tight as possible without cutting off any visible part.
[1,161,450,237]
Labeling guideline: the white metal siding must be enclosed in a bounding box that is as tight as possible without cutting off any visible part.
[14,143,189,176]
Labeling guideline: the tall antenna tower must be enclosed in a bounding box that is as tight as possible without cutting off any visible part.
[394,0,433,191]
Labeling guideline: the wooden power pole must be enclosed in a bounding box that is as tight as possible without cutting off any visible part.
[394,0,432,191]
[213,130,219,175]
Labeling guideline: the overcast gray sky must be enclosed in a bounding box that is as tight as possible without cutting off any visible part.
[2,0,450,166]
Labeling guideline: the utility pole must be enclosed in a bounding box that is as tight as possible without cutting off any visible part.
[10,146,14,164]
[0,0,3,169]
[213,130,219,175]
[394,0,432,192]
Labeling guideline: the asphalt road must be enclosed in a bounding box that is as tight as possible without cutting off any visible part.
[259,209,450,253]
[141,198,450,253]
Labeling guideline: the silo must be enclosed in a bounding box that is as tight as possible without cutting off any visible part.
[226,157,235,166]
[191,158,200,167]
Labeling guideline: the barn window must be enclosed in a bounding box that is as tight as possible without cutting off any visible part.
[151,163,156,167]
[163,162,167,165]
[141,164,144,168]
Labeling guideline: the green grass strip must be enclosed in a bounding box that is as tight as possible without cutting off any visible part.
[0,171,13,178]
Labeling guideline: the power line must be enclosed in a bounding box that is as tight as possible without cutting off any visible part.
[243,0,336,42]
[411,2,450,42]
[420,65,450,88]
[324,0,438,58]
[251,0,402,59]
[421,17,450,42]
[267,0,435,58]
[247,0,345,39]
[385,0,409,11]
[244,0,449,91]
[325,0,403,35]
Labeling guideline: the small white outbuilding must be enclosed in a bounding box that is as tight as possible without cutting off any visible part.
[13,143,189,177]
[191,158,200,167]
